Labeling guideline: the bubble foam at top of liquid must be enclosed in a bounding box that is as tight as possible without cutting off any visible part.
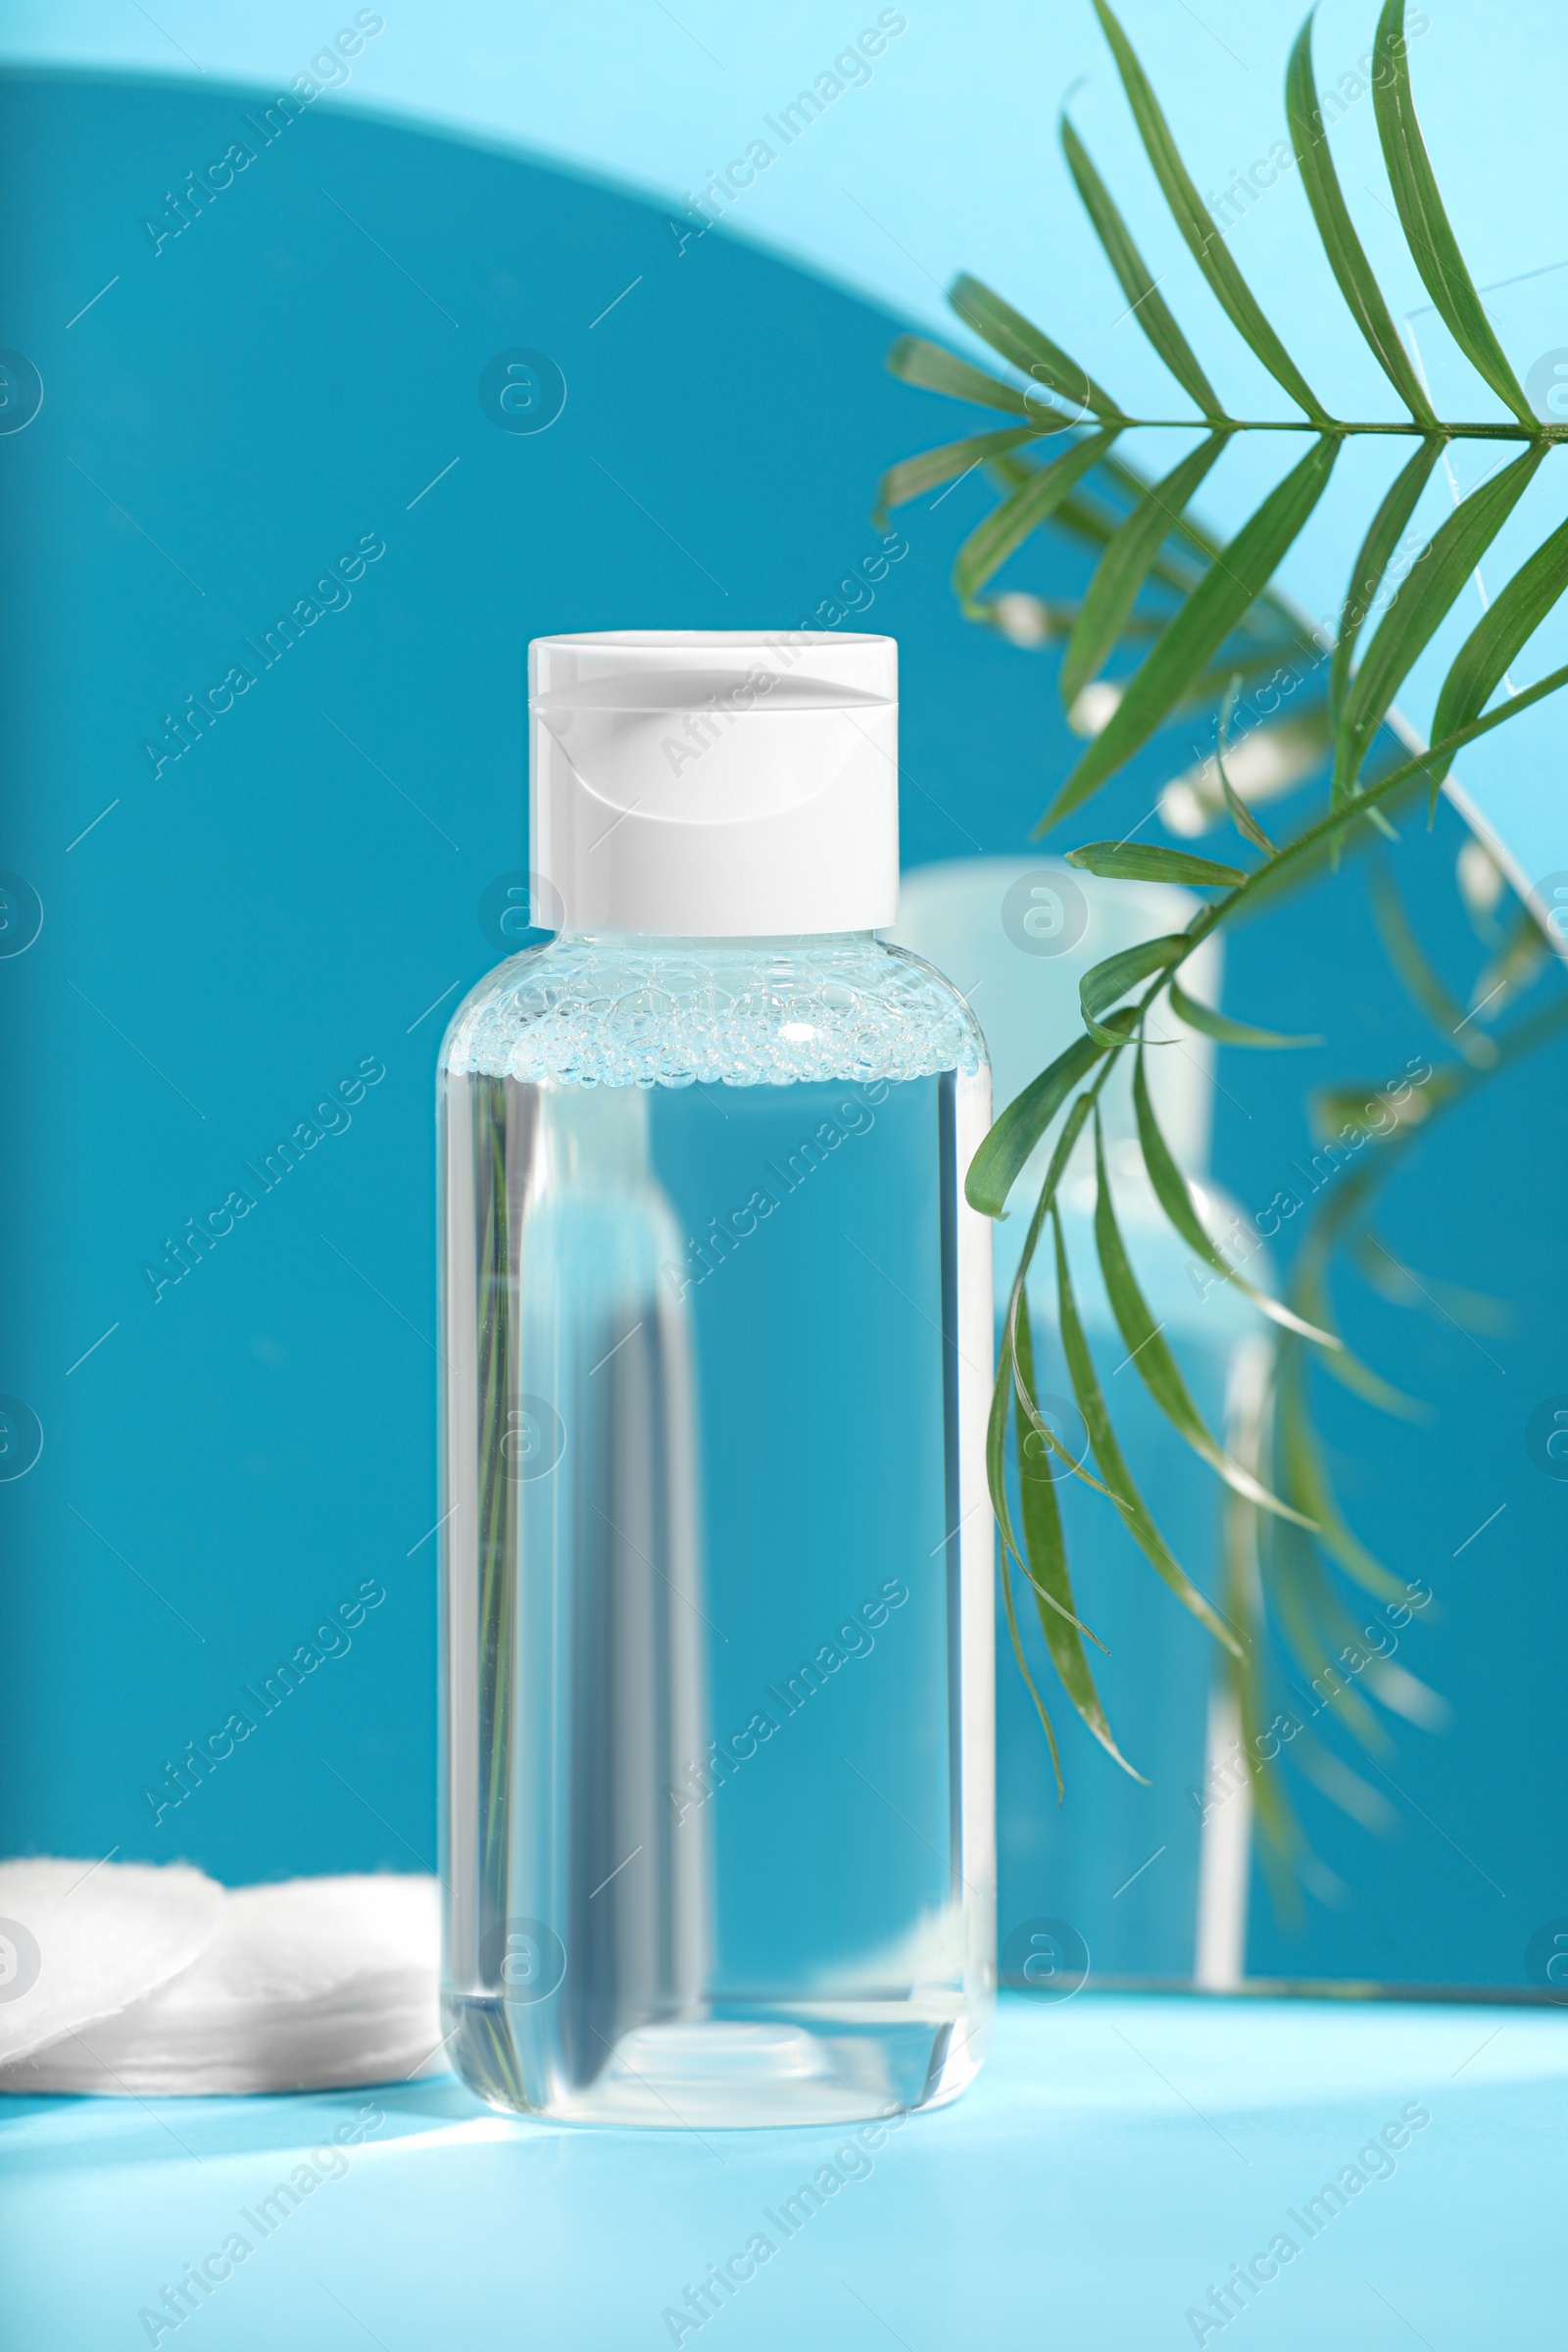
[442,935,986,1090]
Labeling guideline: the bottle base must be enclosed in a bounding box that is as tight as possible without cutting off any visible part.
[443,1992,992,2127]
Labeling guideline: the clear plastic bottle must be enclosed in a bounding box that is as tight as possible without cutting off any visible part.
[438,634,995,2125]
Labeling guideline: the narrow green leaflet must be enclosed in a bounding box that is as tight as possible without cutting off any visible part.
[1015,1094,1098,1290]
[1175,643,1320,712]
[948,271,1125,423]
[1227,1642,1306,1886]
[989,1338,1064,1789]
[1046,436,1340,827]
[1131,1047,1338,1345]
[1215,678,1276,852]
[1226,658,1568,900]
[1219,766,1274,855]
[1053,1207,1242,1652]
[1013,462,1212,607]
[1353,1229,1510,1333]
[995,1097,1115,1493]
[997,1538,1064,1793]
[1294,1516,1417,1677]
[1313,1077,1447,1139]
[1285,11,1437,425]
[1058,117,1225,419]
[1291,1246,1428,1420]
[966,1030,1107,1218]
[1067,842,1247,887]
[1092,0,1331,422]
[1098,451,1308,618]
[886,335,1046,418]
[1267,1522,1392,1748]
[1335,444,1548,800]
[1368,859,1494,1065]
[1371,0,1535,425]
[1168,975,1320,1048]
[1328,436,1446,733]
[1275,1353,1405,1601]
[874,426,1049,521]
[990,1123,1110,1792]
[1091,1119,1315,1526]
[1426,507,1568,799]
[1290,1741,1396,1833]
[1059,435,1229,709]
[987,1324,1024,1564]
[1080,933,1189,1046]
[1013,1292,1141,1775]
[955,429,1122,606]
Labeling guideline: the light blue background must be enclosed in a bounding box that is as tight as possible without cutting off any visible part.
[7,0,1566,882]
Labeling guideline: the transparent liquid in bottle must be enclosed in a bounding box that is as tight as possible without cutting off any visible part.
[438,931,995,2125]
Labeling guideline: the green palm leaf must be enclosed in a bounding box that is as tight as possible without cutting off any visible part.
[1425,509,1568,798]
[1053,1207,1242,1652]
[1285,10,1438,426]
[1067,841,1246,887]
[876,0,1568,1856]
[1353,1229,1511,1333]
[1334,443,1549,800]
[1092,0,1331,422]
[948,270,1125,422]
[1238,656,1568,892]
[1059,434,1229,708]
[1368,859,1496,1065]
[1329,437,1446,732]
[886,335,1048,418]
[998,1093,1100,1347]
[1046,436,1340,828]
[1058,116,1226,419]
[873,425,1052,521]
[997,1544,1064,1792]
[1371,0,1535,425]
[1215,677,1277,852]
[1267,1517,1394,1746]
[1131,1047,1337,1344]
[989,1350,1065,1785]
[1091,1118,1315,1526]
[1168,975,1320,1048]
[1047,479,1208,601]
[1080,933,1188,1045]
[1275,1354,1406,1602]
[989,448,1259,618]
[955,429,1122,606]
[1098,450,1311,621]
[1013,1293,1141,1776]
[966,1028,1108,1217]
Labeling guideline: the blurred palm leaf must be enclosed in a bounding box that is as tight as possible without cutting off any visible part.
[875,0,1568,1892]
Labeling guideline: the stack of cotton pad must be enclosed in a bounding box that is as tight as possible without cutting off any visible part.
[0,1861,442,2094]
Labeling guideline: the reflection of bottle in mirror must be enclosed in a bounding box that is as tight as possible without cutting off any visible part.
[892,859,1272,1991]
[439,632,996,2126]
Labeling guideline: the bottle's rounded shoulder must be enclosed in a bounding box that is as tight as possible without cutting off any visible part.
[440,933,987,1091]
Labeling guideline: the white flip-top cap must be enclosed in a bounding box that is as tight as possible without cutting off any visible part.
[529,630,899,936]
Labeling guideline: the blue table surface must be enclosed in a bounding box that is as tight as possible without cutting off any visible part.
[3,1992,1563,2350]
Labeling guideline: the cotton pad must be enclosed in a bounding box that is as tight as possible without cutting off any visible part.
[0,1871,441,2094]
[0,1857,223,2067]
[171,1873,440,2011]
